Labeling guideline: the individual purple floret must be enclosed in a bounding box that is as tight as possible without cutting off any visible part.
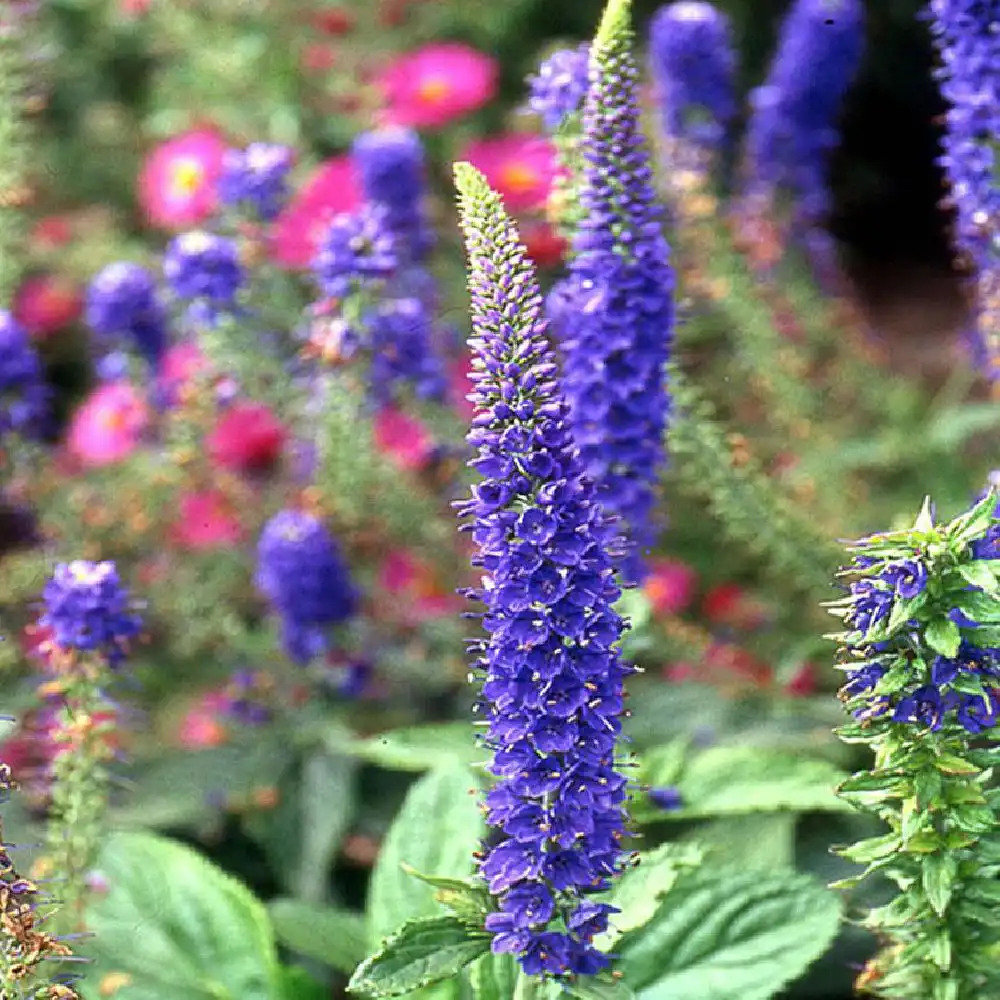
[255,510,357,665]
[85,262,168,367]
[455,161,631,978]
[527,44,591,131]
[351,128,435,262]
[743,0,864,223]
[648,2,737,158]
[547,4,674,584]
[312,207,399,299]
[164,231,244,305]
[0,310,48,439]
[40,561,141,667]
[218,142,294,221]
[926,0,1000,381]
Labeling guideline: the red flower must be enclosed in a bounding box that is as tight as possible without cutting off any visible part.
[207,402,286,473]
[522,222,568,269]
[373,405,434,471]
[169,490,244,550]
[13,274,82,337]
[644,558,697,616]
[702,582,770,630]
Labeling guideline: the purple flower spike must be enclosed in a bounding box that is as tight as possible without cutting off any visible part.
[40,561,141,667]
[0,310,49,439]
[255,510,357,665]
[351,128,435,262]
[743,0,864,224]
[527,44,591,131]
[85,262,168,367]
[926,0,1000,381]
[218,142,294,221]
[547,0,675,584]
[649,2,737,158]
[455,160,630,978]
[164,231,244,305]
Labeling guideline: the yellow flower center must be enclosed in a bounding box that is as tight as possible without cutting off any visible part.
[170,158,205,197]
[499,161,539,194]
[417,75,451,104]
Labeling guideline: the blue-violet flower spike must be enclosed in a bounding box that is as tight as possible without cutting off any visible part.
[547,0,674,584]
[455,160,632,978]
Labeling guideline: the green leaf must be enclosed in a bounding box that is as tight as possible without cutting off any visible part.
[686,813,797,872]
[635,740,688,791]
[651,746,849,820]
[348,916,489,998]
[368,764,486,946]
[277,966,328,1000]
[401,865,492,924]
[924,616,962,658]
[268,898,367,974]
[468,952,518,1000]
[837,832,901,863]
[886,592,927,634]
[922,854,957,917]
[958,561,1000,595]
[567,977,637,999]
[948,490,997,547]
[598,843,703,948]
[344,724,482,772]
[84,831,281,1000]
[619,867,841,1000]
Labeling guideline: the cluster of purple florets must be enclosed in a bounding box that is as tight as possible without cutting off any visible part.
[548,14,674,584]
[527,44,591,131]
[40,561,141,667]
[255,509,357,666]
[308,130,446,403]
[164,231,244,306]
[743,0,864,223]
[0,310,49,439]
[648,1,737,157]
[85,262,168,368]
[218,142,294,221]
[352,128,435,263]
[313,207,399,299]
[456,166,630,978]
[839,542,1000,734]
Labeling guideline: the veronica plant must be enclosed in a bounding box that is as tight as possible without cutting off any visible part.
[39,560,141,933]
[831,492,1000,999]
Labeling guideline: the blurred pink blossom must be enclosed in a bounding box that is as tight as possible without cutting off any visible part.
[13,273,82,337]
[138,129,226,229]
[207,402,286,474]
[66,382,149,467]
[459,133,557,213]
[377,43,498,129]
[175,692,229,748]
[158,341,208,396]
[644,558,697,617]
[373,405,434,471]
[169,490,243,550]
[522,221,568,268]
[271,157,360,268]
[378,549,456,622]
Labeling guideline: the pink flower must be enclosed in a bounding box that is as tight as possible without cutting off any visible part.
[378,549,456,623]
[138,129,226,229]
[29,215,74,251]
[207,402,286,474]
[270,157,360,269]
[175,692,229,749]
[377,43,498,129]
[158,341,208,396]
[447,354,476,422]
[644,558,697,617]
[373,405,434,471]
[522,221,568,268]
[66,382,149,467]
[13,274,82,337]
[459,133,557,212]
[169,490,243,550]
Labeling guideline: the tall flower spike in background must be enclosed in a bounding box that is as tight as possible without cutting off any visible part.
[648,1,737,172]
[547,0,674,584]
[454,161,631,980]
[39,561,141,932]
[926,0,1000,387]
[742,0,864,231]
[831,494,1000,999]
